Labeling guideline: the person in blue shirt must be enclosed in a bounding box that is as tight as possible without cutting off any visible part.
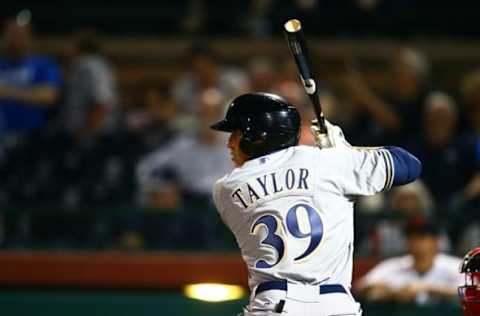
[0,18,61,135]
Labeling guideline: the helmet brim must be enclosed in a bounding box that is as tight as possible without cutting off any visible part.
[210,119,235,132]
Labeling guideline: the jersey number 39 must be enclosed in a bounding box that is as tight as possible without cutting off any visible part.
[250,203,324,268]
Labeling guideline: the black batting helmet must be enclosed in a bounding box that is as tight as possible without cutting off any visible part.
[211,92,301,158]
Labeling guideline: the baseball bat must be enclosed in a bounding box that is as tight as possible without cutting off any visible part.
[284,19,327,134]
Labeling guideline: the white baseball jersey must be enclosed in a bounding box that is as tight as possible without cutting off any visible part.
[358,253,463,304]
[213,145,393,292]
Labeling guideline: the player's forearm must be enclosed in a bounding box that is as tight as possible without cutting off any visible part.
[391,290,417,303]
[1,85,58,106]
[385,146,422,186]
[360,283,398,302]
[426,285,458,299]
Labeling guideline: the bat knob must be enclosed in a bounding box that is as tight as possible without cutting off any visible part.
[284,19,302,33]
[301,78,316,95]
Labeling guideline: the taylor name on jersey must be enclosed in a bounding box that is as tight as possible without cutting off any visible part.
[231,167,310,210]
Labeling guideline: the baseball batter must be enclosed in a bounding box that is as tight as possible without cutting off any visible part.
[211,92,421,316]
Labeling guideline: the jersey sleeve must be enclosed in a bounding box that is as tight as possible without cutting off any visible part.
[357,258,405,291]
[443,256,464,287]
[359,261,392,286]
[332,147,394,196]
[384,146,422,186]
[135,138,186,193]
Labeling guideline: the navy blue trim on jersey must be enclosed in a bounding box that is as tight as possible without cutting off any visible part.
[380,149,394,191]
[255,280,287,295]
[319,284,347,294]
[385,146,422,186]
[254,280,347,296]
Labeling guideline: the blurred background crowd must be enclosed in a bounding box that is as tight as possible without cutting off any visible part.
[0,0,479,311]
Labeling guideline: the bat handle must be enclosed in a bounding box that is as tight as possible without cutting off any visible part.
[317,131,331,148]
[317,115,328,135]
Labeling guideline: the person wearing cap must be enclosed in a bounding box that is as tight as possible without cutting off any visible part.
[356,218,463,305]
[136,88,232,208]
[0,17,61,135]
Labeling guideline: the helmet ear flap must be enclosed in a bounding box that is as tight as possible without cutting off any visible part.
[239,135,253,157]
[239,131,268,157]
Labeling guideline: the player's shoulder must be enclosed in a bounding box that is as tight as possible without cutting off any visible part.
[215,164,250,196]
[214,169,241,199]
[214,173,229,190]
[293,145,358,164]
[213,174,228,203]
[293,145,319,153]
[292,145,341,158]
[436,253,462,268]
[374,254,413,271]
[217,145,347,184]
[292,145,337,154]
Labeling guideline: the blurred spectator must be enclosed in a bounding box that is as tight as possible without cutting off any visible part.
[276,57,304,87]
[461,69,480,135]
[359,180,451,257]
[274,81,315,146]
[0,17,61,136]
[171,43,247,114]
[407,92,479,207]
[356,219,462,305]
[344,47,431,145]
[244,0,273,36]
[245,57,276,92]
[274,80,341,146]
[62,29,118,139]
[457,221,480,257]
[273,55,339,145]
[136,88,232,208]
[181,0,249,35]
[124,87,179,152]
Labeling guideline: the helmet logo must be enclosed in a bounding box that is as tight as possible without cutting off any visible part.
[301,78,316,95]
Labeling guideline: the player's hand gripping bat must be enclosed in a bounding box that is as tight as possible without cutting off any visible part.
[284,19,331,147]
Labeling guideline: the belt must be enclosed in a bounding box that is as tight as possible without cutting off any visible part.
[255,280,347,296]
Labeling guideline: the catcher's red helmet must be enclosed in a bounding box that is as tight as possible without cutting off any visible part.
[459,247,480,316]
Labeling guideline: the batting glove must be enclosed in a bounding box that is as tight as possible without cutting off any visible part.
[310,119,351,149]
